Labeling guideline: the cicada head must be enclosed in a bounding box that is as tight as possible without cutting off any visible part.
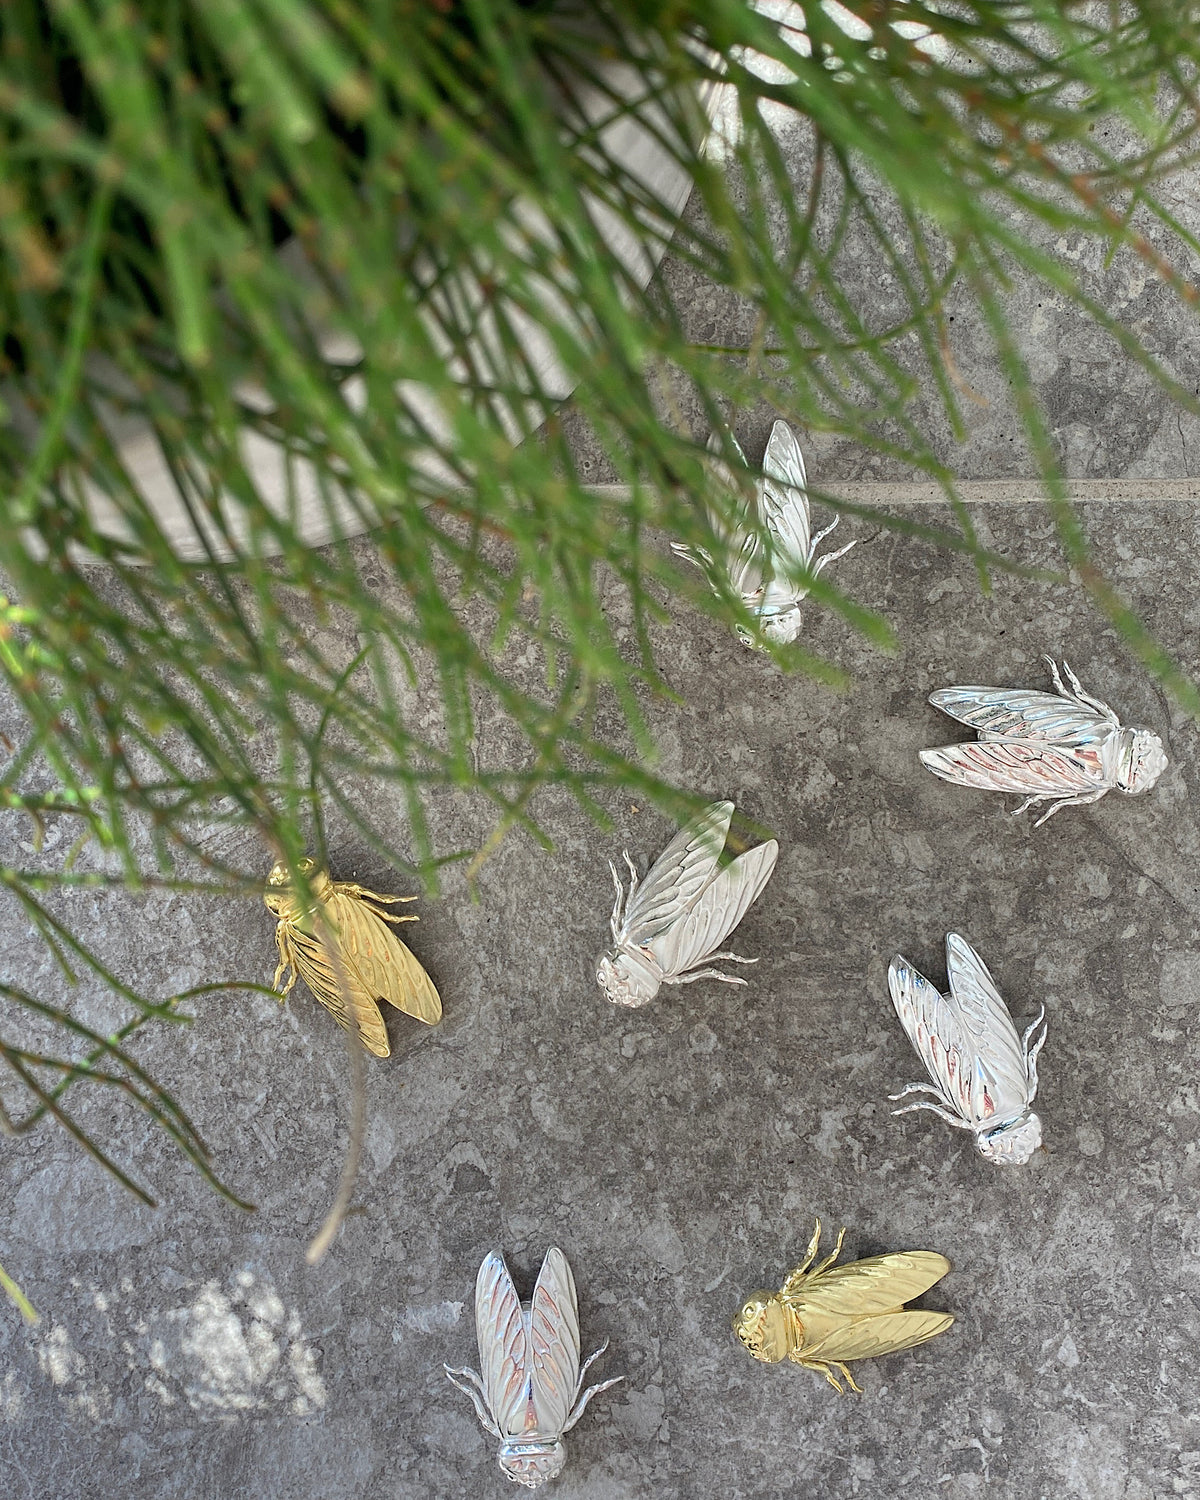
[263,857,331,918]
[732,1291,790,1364]
[498,1439,566,1489]
[977,1112,1042,1166]
[735,601,804,651]
[1116,727,1168,796]
[596,949,660,1007]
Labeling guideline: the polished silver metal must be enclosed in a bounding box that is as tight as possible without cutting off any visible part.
[445,1247,622,1490]
[671,419,855,647]
[920,655,1168,826]
[888,933,1048,1166]
[596,800,778,1007]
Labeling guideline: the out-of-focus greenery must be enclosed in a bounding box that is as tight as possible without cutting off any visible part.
[1,0,1198,1207]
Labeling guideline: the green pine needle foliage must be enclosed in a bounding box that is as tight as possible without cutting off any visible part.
[1,0,1198,1206]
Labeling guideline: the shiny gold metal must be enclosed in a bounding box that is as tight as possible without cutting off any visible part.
[264,858,441,1057]
[732,1220,953,1392]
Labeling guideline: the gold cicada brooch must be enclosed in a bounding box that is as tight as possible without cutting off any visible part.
[264,858,441,1057]
[733,1220,954,1392]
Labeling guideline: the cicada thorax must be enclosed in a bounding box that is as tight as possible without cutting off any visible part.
[596,944,662,1008]
[498,1439,567,1489]
[263,857,334,927]
[977,1110,1042,1165]
[1115,725,1169,795]
[731,1291,797,1364]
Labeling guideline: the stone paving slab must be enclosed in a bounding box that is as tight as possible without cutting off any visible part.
[2,493,1198,1500]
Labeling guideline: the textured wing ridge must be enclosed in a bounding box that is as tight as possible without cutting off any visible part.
[282,925,391,1057]
[919,738,1102,796]
[528,1248,582,1437]
[475,1253,532,1439]
[800,1309,954,1363]
[648,839,778,978]
[944,933,1027,1100]
[759,419,812,575]
[889,957,972,1123]
[787,1251,951,1317]
[930,685,1108,742]
[329,891,441,1024]
[618,802,733,947]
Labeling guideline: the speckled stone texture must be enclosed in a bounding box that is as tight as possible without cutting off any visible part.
[2,493,1198,1499]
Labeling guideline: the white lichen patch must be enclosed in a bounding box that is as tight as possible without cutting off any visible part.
[30,1269,327,1422]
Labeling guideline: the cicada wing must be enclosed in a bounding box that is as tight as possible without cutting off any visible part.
[888,956,971,1124]
[785,1250,951,1315]
[727,525,767,602]
[919,738,1103,796]
[930,685,1109,744]
[799,1310,954,1364]
[327,890,441,1025]
[528,1248,583,1437]
[647,838,778,978]
[617,801,734,948]
[475,1252,533,1439]
[759,419,812,572]
[280,923,392,1057]
[943,933,1032,1118]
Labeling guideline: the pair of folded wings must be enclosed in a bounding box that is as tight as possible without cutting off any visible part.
[286,889,440,1056]
[614,802,778,978]
[889,933,1032,1131]
[706,421,818,604]
[921,685,1113,795]
[473,1249,581,1440]
[784,1250,954,1363]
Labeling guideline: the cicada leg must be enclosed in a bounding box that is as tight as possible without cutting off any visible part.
[272,928,298,1000]
[664,964,752,987]
[891,1098,975,1130]
[331,881,420,923]
[811,1225,847,1278]
[665,950,758,987]
[798,1357,860,1394]
[1030,787,1108,826]
[607,860,627,940]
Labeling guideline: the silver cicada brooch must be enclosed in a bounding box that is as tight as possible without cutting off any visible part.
[597,800,779,1008]
[445,1247,622,1490]
[888,932,1048,1166]
[671,419,855,648]
[920,655,1168,825]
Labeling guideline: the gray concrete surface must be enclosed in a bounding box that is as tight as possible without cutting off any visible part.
[3,490,1200,1499]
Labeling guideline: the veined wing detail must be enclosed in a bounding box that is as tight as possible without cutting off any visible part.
[944,933,1028,1098]
[788,1250,952,1316]
[759,418,812,578]
[528,1249,582,1438]
[278,924,392,1057]
[929,684,1113,742]
[328,888,441,1024]
[474,1252,532,1439]
[648,838,779,979]
[616,801,733,948]
[919,738,1103,797]
[799,1310,955,1365]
